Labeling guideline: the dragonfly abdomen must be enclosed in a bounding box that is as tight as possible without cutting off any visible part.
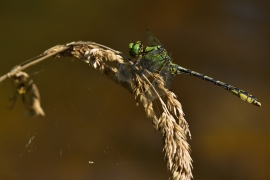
[171,65,261,107]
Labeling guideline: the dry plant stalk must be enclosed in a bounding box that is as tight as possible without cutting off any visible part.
[0,41,193,180]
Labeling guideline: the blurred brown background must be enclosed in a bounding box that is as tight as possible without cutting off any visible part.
[0,0,269,180]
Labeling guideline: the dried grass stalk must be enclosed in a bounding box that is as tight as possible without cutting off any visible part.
[1,41,192,180]
[58,42,193,179]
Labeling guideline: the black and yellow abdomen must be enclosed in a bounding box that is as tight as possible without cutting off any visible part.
[170,64,261,107]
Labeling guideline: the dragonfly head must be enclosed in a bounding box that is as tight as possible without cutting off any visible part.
[129,41,143,58]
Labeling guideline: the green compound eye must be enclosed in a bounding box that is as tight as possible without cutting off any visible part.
[128,43,134,50]
[129,41,143,57]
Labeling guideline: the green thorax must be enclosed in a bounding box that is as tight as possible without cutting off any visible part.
[129,41,174,74]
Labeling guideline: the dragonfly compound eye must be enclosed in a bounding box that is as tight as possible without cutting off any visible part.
[129,41,143,57]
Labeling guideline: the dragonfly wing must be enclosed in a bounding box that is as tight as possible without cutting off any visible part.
[146,29,163,46]
[139,51,174,88]
[135,30,175,102]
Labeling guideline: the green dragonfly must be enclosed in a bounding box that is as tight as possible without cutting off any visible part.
[128,30,261,107]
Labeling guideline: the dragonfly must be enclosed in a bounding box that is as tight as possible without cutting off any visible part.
[128,30,261,107]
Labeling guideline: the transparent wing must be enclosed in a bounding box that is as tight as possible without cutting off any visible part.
[146,29,163,46]
[139,49,174,90]
[146,29,173,58]
[132,30,175,102]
